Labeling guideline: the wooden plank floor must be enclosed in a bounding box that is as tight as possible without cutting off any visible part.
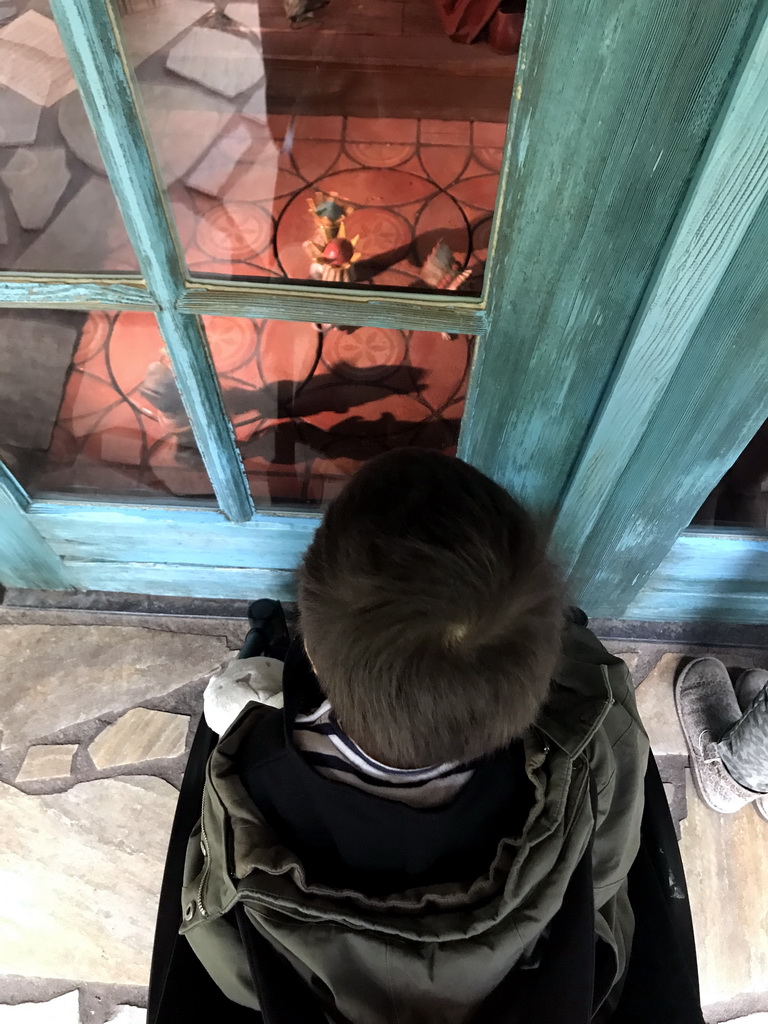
[256,0,517,120]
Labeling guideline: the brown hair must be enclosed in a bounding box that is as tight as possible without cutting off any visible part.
[298,449,564,768]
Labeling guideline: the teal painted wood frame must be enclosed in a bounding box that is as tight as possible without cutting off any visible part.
[48,0,254,523]
[30,503,318,569]
[0,277,482,333]
[560,8,768,616]
[623,532,768,624]
[28,526,768,619]
[48,0,185,307]
[1,0,767,622]
[1,0,487,340]
[0,276,157,310]
[25,500,313,598]
[19,499,768,623]
[55,562,298,602]
[460,0,761,517]
[569,186,768,616]
[554,8,768,573]
[0,468,74,590]
[178,283,485,336]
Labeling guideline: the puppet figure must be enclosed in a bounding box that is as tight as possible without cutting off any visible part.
[420,240,472,291]
[308,191,354,243]
[304,221,362,284]
[420,240,473,339]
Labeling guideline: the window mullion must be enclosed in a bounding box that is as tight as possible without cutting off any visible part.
[0,462,75,589]
[49,0,253,521]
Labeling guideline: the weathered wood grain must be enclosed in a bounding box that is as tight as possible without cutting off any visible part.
[155,308,255,522]
[178,282,485,336]
[0,276,157,309]
[556,10,768,573]
[461,0,760,522]
[571,187,768,617]
[30,501,317,569]
[622,532,768,624]
[0,466,75,590]
[61,560,297,600]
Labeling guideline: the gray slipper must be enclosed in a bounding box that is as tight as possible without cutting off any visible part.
[734,668,768,823]
[675,658,762,814]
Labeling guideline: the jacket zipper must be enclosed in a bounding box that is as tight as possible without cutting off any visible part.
[563,763,590,845]
[196,804,211,919]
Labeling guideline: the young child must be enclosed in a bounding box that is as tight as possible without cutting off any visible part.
[181,449,649,1023]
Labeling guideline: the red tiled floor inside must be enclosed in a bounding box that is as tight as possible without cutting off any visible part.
[27,113,495,504]
[2,1,512,504]
[174,114,501,291]
[36,308,474,504]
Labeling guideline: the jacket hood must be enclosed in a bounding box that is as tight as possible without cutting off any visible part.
[186,620,615,940]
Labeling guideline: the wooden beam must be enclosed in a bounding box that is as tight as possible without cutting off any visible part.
[0,465,75,590]
[179,282,485,336]
[49,0,254,522]
[622,532,768,624]
[48,0,184,306]
[460,0,761,516]
[155,309,255,523]
[0,275,157,310]
[29,501,317,569]
[571,188,768,615]
[555,8,768,572]
[61,560,297,601]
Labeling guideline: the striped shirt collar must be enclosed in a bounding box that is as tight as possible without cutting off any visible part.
[295,701,464,783]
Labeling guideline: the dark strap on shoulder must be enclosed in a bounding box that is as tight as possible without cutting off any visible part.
[469,772,598,1024]
[609,755,704,1023]
[149,716,263,1023]
[235,905,333,1024]
[147,600,289,1024]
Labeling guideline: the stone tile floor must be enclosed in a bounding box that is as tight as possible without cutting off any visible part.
[0,618,766,1023]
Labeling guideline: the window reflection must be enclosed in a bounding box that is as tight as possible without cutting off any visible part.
[0,2,135,272]
[2,309,473,506]
[119,0,519,294]
[693,420,768,529]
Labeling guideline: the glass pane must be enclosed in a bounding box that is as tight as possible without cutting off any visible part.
[0,2,136,272]
[692,420,768,529]
[118,0,519,295]
[202,315,474,504]
[0,308,215,498]
[0,1,137,272]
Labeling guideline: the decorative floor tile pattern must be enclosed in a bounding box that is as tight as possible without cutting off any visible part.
[27,311,474,504]
[0,622,765,1021]
[2,0,503,284]
[179,113,499,289]
[15,743,77,782]
[2,2,501,504]
[88,708,189,769]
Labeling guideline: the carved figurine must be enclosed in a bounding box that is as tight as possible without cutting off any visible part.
[308,191,354,243]
[420,241,474,340]
[304,222,362,284]
[420,240,472,291]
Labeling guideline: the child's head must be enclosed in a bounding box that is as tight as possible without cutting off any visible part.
[298,450,564,768]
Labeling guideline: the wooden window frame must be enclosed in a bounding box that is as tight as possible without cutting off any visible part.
[1,0,766,623]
